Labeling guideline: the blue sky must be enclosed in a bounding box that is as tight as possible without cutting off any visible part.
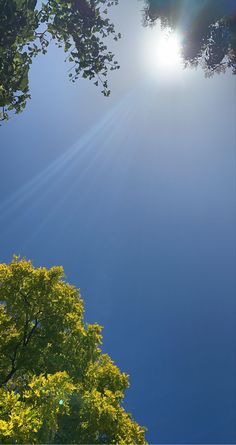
[0,0,236,442]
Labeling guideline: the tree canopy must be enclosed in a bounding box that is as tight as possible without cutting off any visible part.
[144,0,236,76]
[0,0,121,122]
[0,257,147,444]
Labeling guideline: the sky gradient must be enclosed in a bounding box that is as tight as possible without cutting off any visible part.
[0,0,236,443]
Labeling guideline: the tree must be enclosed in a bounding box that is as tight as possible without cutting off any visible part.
[0,257,147,444]
[143,0,236,76]
[0,0,121,122]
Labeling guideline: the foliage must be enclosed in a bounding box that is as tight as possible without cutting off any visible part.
[143,0,236,76]
[0,257,147,444]
[0,0,121,122]
[0,0,38,121]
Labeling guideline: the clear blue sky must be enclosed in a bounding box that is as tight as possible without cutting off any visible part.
[0,0,236,443]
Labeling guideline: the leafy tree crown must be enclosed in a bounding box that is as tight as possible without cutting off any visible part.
[0,257,147,444]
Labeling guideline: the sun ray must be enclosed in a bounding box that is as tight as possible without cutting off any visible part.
[0,95,130,226]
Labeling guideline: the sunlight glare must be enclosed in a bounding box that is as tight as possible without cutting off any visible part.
[157,31,182,68]
[142,26,183,80]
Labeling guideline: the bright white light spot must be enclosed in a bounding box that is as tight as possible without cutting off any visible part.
[157,31,182,68]
[142,26,183,81]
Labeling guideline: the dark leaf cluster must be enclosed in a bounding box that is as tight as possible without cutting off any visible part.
[0,0,121,121]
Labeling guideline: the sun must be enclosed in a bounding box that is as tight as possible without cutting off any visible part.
[142,26,183,78]
[156,31,182,68]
